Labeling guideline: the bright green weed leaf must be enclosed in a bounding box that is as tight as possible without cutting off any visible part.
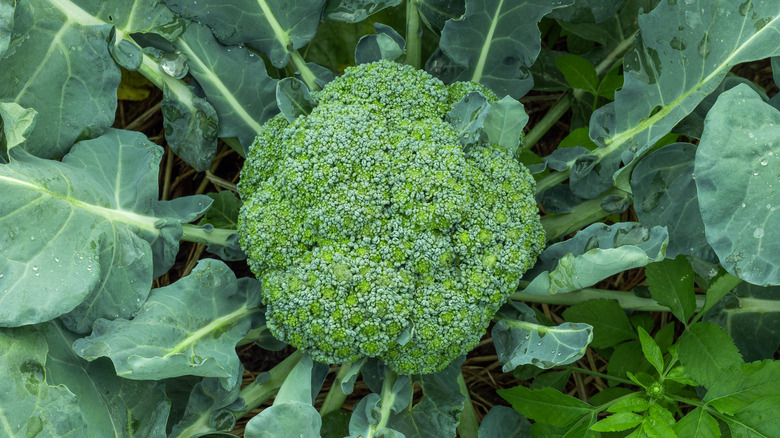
[637,327,664,376]
[645,256,696,324]
[497,386,594,427]
[673,407,720,438]
[695,84,780,286]
[562,298,636,349]
[704,360,780,414]
[590,412,643,432]
[607,396,651,414]
[700,271,742,317]
[677,322,743,388]
[555,54,598,94]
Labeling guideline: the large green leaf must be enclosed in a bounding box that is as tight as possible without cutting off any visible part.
[39,321,171,437]
[73,259,262,385]
[435,0,573,98]
[493,302,593,371]
[163,0,326,68]
[0,0,12,57]
[169,377,242,437]
[590,0,780,157]
[523,223,668,295]
[705,282,780,362]
[324,0,403,22]
[0,323,171,437]
[0,129,211,330]
[174,22,279,153]
[631,143,715,261]
[695,84,780,286]
[0,0,120,158]
[0,326,88,437]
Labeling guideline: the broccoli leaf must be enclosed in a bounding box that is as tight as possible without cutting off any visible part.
[175,22,279,154]
[523,223,668,295]
[0,129,211,330]
[163,0,326,68]
[73,259,262,387]
[695,84,780,286]
[436,0,574,98]
[324,0,403,23]
[0,0,120,158]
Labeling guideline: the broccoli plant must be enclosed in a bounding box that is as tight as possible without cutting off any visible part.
[0,0,779,437]
[238,60,545,374]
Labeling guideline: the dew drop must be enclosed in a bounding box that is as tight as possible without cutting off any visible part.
[30,236,34,240]
[741,202,746,208]
[537,341,542,346]
[754,228,764,239]
[54,257,59,263]
[32,266,38,271]
[760,160,768,166]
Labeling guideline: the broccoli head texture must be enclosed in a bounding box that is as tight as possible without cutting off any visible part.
[238,59,545,375]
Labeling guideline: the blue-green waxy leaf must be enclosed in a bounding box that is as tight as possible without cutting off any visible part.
[588,0,780,167]
[159,80,220,172]
[245,402,322,438]
[562,299,636,349]
[705,282,780,362]
[324,0,402,22]
[548,0,625,23]
[169,377,242,437]
[631,143,714,261]
[478,405,532,438]
[73,259,262,386]
[416,0,466,31]
[0,0,13,57]
[0,0,120,159]
[388,358,465,438]
[437,0,574,98]
[0,129,210,331]
[523,223,668,295]
[0,323,171,438]
[493,303,593,371]
[695,85,780,286]
[175,22,279,155]
[0,101,37,151]
[276,78,315,123]
[355,23,405,64]
[39,321,171,437]
[163,0,326,68]
[447,92,490,146]
[482,96,528,156]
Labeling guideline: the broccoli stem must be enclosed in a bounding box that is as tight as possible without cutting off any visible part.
[367,367,399,437]
[319,362,352,417]
[456,371,479,438]
[405,0,422,69]
[523,33,636,151]
[539,188,625,241]
[290,50,320,90]
[229,350,305,420]
[180,224,237,247]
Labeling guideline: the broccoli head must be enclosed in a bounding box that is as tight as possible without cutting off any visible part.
[238,60,545,375]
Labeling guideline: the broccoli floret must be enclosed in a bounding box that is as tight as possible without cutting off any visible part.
[238,59,545,375]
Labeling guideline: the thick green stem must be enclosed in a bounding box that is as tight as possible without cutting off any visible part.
[230,350,304,419]
[539,188,624,241]
[368,367,398,437]
[511,286,688,312]
[564,366,633,385]
[405,0,422,69]
[180,224,237,247]
[320,363,352,417]
[456,372,479,438]
[524,94,573,150]
[291,51,320,90]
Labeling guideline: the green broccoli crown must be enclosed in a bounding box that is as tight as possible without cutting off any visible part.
[238,59,545,375]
